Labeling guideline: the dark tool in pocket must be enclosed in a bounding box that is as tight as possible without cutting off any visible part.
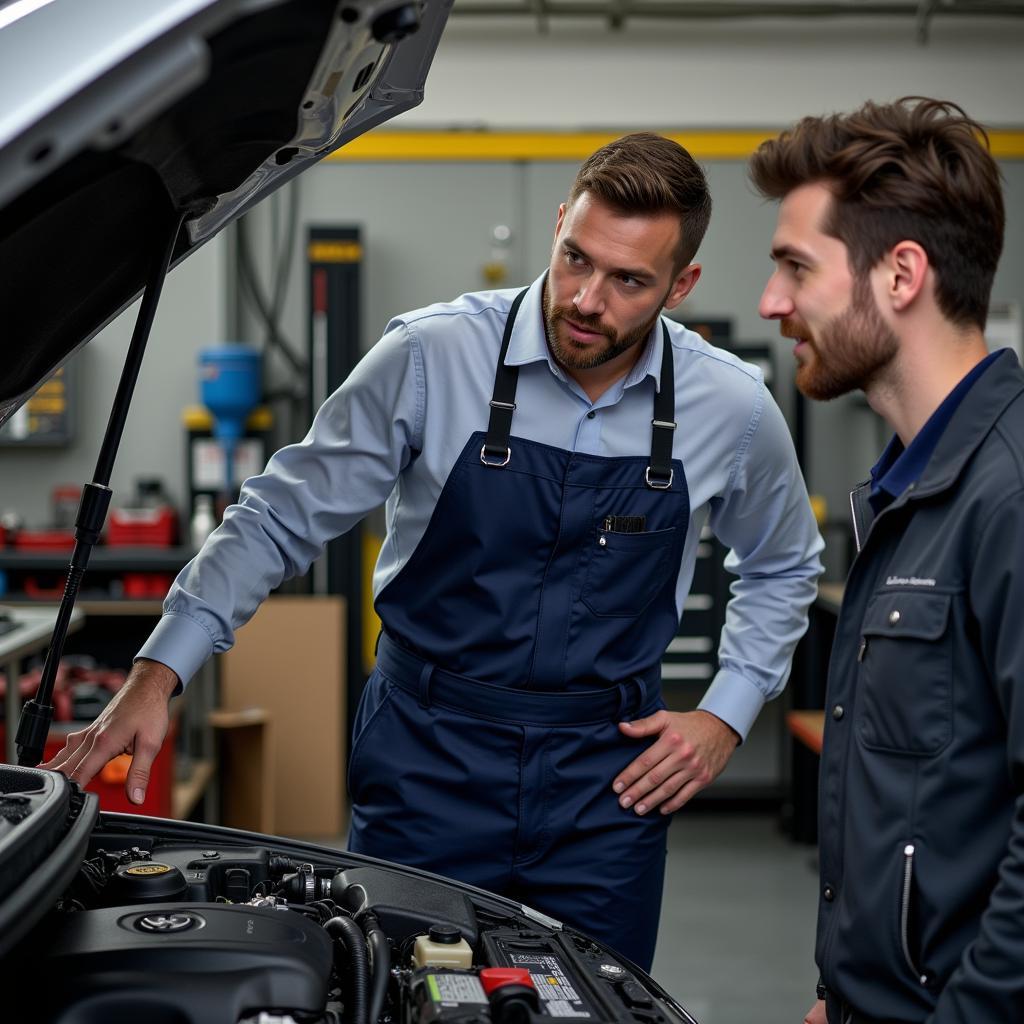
[603,515,647,534]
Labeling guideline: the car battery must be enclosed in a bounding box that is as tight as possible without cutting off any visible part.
[482,933,609,1021]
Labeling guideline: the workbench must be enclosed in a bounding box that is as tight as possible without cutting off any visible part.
[1,604,84,764]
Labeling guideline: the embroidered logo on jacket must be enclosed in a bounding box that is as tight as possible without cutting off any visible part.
[885,575,937,587]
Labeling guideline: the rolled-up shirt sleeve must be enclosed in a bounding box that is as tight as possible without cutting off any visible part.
[697,383,824,740]
[138,325,423,688]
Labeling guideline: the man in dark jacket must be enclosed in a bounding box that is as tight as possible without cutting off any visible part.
[751,98,1024,1023]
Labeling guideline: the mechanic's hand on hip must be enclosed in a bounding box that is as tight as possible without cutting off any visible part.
[803,999,826,1024]
[614,709,739,814]
[40,658,178,805]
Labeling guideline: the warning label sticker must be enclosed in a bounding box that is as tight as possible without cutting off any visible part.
[428,974,488,1005]
[507,954,592,1018]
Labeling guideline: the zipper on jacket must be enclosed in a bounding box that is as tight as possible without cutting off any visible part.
[900,844,928,985]
[848,489,863,553]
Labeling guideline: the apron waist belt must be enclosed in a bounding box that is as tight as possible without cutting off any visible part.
[376,632,659,726]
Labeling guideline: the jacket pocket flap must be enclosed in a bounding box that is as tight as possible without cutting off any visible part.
[862,591,951,640]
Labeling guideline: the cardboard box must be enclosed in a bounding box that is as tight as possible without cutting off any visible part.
[220,596,346,837]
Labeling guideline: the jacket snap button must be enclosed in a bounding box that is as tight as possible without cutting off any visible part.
[598,537,607,547]
[823,885,835,902]
[832,704,844,721]
[889,610,901,625]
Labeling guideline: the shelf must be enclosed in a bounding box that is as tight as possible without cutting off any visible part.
[0,546,195,572]
[1,598,165,615]
[171,758,215,820]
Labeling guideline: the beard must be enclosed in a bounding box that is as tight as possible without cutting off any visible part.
[788,275,899,401]
[543,288,667,372]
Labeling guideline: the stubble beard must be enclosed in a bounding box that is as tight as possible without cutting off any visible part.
[791,275,900,401]
[543,290,665,372]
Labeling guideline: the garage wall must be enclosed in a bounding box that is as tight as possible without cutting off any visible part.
[407,18,1024,129]
[3,14,1023,530]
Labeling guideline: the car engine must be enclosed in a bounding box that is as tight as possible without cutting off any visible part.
[1,765,697,1024]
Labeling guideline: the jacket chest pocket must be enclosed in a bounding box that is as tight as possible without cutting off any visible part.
[857,592,953,756]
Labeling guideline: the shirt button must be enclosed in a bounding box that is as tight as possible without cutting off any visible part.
[832,704,845,721]
[587,411,596,419]
[889,610,901,625]
[823,885,836,902]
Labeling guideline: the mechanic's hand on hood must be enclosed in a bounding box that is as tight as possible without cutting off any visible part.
[40,658,178,805]
[613,709,739,815]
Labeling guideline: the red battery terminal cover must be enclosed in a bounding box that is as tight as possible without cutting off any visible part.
[479,969,535,995]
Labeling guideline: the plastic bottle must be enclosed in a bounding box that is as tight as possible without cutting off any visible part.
[189,494,217,550]
[412,924,473,968]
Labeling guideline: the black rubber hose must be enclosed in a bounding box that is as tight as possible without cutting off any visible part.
[326,915,371,1024]
[362,913,392,1024]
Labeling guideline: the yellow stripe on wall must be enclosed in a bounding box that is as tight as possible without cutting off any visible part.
[325,129,1024,162]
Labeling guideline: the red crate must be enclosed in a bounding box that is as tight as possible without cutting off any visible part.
[14,529,75,550]
[122,573,175,600]
[107,506,178,546]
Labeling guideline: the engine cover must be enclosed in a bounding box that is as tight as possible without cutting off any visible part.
[21,902,334,1024]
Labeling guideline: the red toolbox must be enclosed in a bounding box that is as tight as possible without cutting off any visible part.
[107,506,178,546]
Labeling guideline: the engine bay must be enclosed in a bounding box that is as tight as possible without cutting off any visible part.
[1,766,696,1024]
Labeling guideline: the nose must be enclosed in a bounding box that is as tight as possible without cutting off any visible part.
[759,272,793,320]
[574,276,606,318]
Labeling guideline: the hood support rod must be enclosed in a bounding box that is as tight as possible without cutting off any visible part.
[17,209,186,767]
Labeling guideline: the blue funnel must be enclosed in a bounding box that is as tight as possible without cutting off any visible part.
[199,346,262,490]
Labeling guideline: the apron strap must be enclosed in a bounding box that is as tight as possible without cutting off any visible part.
[646,322,676,490]
[481,287,530,467]
[482,292,677,489]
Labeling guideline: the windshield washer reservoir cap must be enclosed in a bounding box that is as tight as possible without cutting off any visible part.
[428,924,462,944]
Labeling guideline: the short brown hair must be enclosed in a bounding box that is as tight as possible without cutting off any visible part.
[570,132,712,269]
[749,98,1004,330]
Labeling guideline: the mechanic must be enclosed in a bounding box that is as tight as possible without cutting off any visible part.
[752,98,1024,1023]
[45,132,822,970]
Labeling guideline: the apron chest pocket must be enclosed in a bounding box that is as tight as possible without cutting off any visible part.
[857,591,953,756]
[582,526,677,618]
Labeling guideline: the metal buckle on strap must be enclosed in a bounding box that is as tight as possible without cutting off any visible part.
[481,445,511,467]
[645,466,673,490]
[651,418,676,430]
[489,400,517,411]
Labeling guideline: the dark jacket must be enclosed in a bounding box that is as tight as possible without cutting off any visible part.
[817,350,1024,1023]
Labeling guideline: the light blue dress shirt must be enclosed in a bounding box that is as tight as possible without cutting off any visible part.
[141,272,823,740]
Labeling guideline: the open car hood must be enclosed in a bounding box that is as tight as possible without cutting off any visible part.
[0,0,452,428]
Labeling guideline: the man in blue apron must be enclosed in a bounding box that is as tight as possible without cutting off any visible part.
[46,133,823,970]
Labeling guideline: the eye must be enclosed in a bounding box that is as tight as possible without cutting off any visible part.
[564,248,584,267]
[617,274,642,288]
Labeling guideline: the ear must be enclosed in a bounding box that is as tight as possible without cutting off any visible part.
[883,241,929,312]
[553,202,567,243]
[664,264,702,310]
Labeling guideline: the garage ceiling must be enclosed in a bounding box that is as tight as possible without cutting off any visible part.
[448,0,1024,40]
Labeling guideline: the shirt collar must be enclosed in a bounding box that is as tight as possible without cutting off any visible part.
[505,271,663,391]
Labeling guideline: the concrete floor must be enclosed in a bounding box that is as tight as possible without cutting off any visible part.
[651,812,820,1024]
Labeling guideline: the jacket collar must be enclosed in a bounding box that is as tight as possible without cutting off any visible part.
[911,348,1024,499]
[848,349,1024,550]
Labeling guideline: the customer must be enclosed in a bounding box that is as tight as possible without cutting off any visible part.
[753,97,1023,1023]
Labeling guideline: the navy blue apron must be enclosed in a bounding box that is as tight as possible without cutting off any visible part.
[348,289,689,970]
